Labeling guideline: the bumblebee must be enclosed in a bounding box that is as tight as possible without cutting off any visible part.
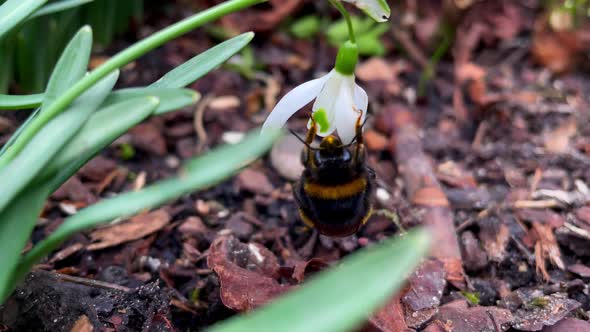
[293,113,375,237]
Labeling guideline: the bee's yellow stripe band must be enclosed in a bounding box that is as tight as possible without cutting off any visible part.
[304,178,367,200]
[298,208,315,228]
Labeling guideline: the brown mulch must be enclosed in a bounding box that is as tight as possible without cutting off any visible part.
[1,1,590,331]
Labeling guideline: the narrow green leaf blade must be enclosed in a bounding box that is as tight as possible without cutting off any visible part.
[0,0,48,39]
[0,94,43,110]
[0,183,52,302]
[42,25,92,110]
[150,32,254,89]
[0,71,119,214]
[17,128,281,284]
[28,0,93,19]
[40,96,160,179]
[102,87,200,115]
[208,229,430,332]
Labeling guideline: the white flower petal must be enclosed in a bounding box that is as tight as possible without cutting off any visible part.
[335,78,358,144]
[353,83,368,113]
[342,0,390,22]
[262,73,331,132]
[311,70,344,136]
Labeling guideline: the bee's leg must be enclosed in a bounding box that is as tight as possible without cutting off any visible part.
[302,117,318,166]
[352,109,365,167]
[305,116,318,144]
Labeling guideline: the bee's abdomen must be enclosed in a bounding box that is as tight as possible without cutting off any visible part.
[295,176,373,237]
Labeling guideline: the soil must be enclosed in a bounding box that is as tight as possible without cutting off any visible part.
[1,1,590,331]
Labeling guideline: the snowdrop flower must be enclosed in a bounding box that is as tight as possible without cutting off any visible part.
[342,0,390,22]
[262,41,368,144]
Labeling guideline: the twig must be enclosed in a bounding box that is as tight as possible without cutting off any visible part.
[513,199,561,209]
[386,104,465,289]
[193,95,213,154]
[562,222,590,240]
[55,273,131,292]
[391,27,429,68]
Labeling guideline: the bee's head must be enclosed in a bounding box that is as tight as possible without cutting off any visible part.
[311,135,351,169]
[319,135,342,151]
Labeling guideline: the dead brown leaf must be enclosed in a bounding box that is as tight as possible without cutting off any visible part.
[512,293,580,331]
[369,294,413,332]
[87,209,170,250]
[434,300,513,332]
[542,318,590,332]
[208,236,291,311]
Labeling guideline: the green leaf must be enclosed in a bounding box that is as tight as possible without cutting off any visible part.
[0,94,43,110]
[42,25,92,110]
[102,88,200,115]
[0,98,159,301]
[14,128,282,292]
[0,183,52,303]
[0,70,119,214]
[0,87,199,112]
[207,229,430,332]
[39,96,160,179]
[0,0,48,40]
[151,32,254,89]
[28,0,93,20]
[0,0,264,167]
[289,15,321,39]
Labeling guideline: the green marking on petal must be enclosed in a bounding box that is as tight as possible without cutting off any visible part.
[313,109,330,133]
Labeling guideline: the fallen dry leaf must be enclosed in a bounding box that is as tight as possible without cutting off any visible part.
[369,294,413,332]
[207,236,292,311]
[291,258,330,283]
[542,318,590,332]
[87,209,170,250]
[402,259,446,328]
[434,300,513,332]
[512,293,580,331]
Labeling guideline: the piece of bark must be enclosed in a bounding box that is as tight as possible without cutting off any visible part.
[387,105,465,289]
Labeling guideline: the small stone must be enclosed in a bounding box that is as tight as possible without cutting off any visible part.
[195,200,210,215]
[270,134,304,181]
[222,131,245,145]
[237,168,274,194]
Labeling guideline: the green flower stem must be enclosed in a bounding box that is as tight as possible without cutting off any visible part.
[334,40,358,75]
[328,0,356,43]
[0,0,266,169]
